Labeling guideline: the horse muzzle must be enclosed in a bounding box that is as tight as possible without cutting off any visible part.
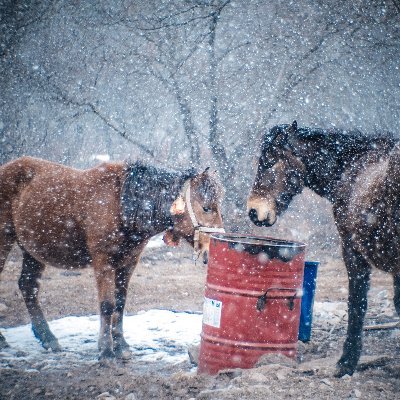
[202,250,208,265]
[247,196,277,227]
[249,208,276,226]
[193,227,225,264]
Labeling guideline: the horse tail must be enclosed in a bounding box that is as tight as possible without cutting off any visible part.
[0,157,38,280]
[0,156,37,202]
[386,144,400,196]
[385,145,400,242]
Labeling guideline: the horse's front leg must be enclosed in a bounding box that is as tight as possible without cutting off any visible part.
[19,251,61,351]
[336,244,371,377]
[112,246,144,358]
[112,265,135,358]
[93,254,116,359]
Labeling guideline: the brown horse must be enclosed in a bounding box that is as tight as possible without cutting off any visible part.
[0,156,224,359]
[247,121,400,377]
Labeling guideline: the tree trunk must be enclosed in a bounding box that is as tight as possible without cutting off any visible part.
[172,79,200,167]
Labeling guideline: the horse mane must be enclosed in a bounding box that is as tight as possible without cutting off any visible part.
[264,124,398,200]
[261,123,396,166]
[296,127,397,159]
[121,161,196,234]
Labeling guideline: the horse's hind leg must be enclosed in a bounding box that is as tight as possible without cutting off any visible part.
[394,273,400,317]
[336,242,371,377]
[0,332,8,350]
[18,251,61,351]
[0,221,16,349]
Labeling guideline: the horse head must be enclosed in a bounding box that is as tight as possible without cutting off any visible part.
[166,168,224,263]
[247,121,306,227]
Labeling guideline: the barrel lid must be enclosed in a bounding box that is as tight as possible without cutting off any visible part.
[209,232,306,262]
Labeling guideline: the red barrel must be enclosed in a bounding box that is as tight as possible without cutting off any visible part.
[198,233,306,375]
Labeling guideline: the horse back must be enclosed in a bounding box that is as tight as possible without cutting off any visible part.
[0,157,43,243]
[0,156,126,268]
[0,156,40,200]
[334,150,400,273]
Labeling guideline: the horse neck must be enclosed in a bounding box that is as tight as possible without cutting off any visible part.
[301,156,344,202]
[121,163,189,236]
[296,132,392,203]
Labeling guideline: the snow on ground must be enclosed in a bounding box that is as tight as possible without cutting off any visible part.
[0,310,202,370]
[313,301,347,324]
[0,234,351,374]
[0,302,346,371]
[146,234,166,249]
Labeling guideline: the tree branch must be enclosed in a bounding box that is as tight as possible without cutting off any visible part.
[47,84,155,157]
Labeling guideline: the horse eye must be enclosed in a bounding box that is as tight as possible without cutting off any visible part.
[260,156,275,170]
[203,206,212,213]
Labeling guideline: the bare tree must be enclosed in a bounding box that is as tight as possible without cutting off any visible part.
[1,0,398,236]
[119,2,212,166]
[204,0,400,227]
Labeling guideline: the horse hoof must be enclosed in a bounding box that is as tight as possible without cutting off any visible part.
[99,349,116,360]
[115,348,132,360]
[334,362,356,377]
[43,340,62,352]
[49,341,62,352]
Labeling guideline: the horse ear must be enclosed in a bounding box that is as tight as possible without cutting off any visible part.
[182,167,197,181]
[201,167,212,177]
[202,167,220,181]
[288,120,297,134]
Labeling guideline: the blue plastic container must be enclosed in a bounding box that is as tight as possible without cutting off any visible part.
[298,261,319,342]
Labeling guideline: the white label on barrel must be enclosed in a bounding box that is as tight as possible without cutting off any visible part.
[203,297,222,328]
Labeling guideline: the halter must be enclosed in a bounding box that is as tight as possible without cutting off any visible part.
[181,179,225,258]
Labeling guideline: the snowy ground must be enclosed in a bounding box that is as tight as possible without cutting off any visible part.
[1,309,202,369]
[1,244,399,399]
[1,302,347,371]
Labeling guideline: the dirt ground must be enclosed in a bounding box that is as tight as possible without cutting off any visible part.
[0,242,399,400]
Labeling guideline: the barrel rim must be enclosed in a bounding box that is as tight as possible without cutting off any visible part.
[209,232,306,249]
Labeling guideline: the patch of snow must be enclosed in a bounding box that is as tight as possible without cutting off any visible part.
[90,154,110,162]
[1,310,202,368]
[0,303,347,370]
[313,301,347,324]
[146,234,166,249]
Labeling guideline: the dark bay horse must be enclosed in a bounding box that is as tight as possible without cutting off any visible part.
[247,121,400,376]
[0,156,224,359]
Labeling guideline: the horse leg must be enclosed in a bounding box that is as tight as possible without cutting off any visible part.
[112,244,146,358]
[18,251,61,351]
[112,264,137,358]
[394,273,400,317]
[0,332,8,350]
[112,266,133,357]
[0,223,15,349]
[336,244,371,377]
[93,255,116,359]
